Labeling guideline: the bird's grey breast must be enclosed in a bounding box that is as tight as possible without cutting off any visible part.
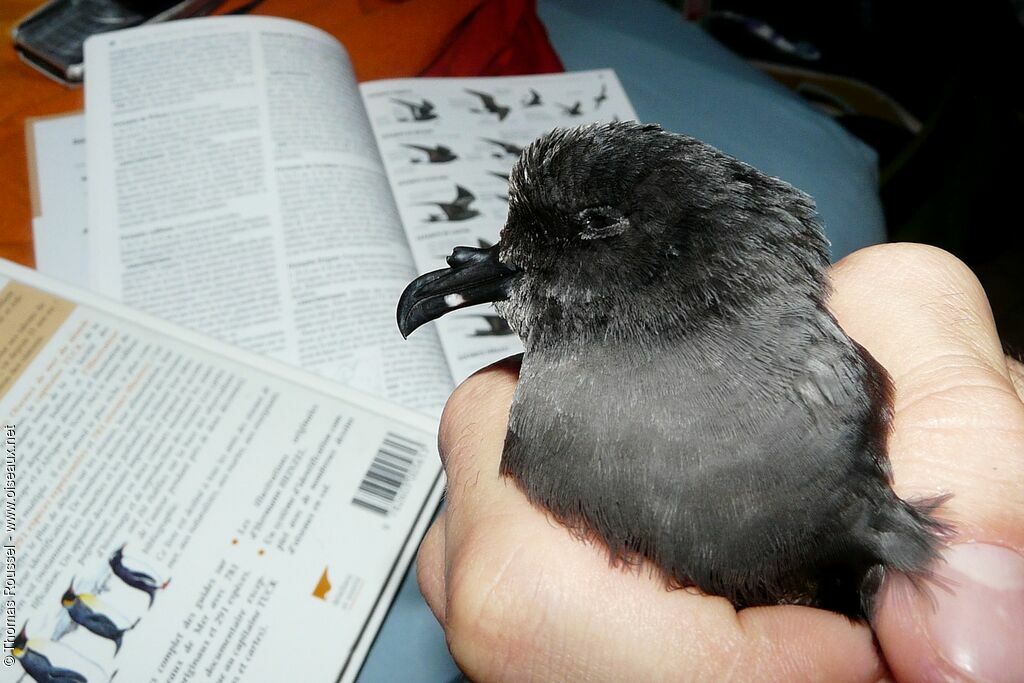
[500,307,881,574]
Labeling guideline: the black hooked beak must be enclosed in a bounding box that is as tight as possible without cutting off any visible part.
[398,244,519,338]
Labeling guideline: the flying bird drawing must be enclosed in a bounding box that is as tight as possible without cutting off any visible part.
[403,143,457,163]
[481,138,523,159]
[522,88,543,107]
[593,83,608,109]
[558,101,584,116]
[464,313,514,337]
[465,89,511,121]
[398,122,951,620]
[391,98,438,122]
[419,185,480,222]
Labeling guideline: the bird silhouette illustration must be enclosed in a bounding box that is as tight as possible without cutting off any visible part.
[391,98,437,122]
[464,313,514,337]
[403,143,457,163]
[465,89,511,121]
[522,88,543,107]
[397,122,950,619]
[419,185,480,222]
[11,626,89,683]
[488,171,511,183]
[109,545,170,609]
[558,101,583,116]
[593,84,608,109]
[481,138,523,159]
[61,581,139,655]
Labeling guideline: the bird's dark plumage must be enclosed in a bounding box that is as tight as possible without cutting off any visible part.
[398,122,950,618]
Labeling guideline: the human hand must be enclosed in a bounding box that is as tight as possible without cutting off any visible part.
[417,244,1024,682]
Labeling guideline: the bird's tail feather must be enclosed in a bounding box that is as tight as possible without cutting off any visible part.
[863,493,954,618]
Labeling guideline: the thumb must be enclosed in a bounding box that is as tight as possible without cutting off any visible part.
[829,245,1024,683]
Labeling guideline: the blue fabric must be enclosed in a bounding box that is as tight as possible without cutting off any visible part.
[538,0,886,259]
[359,2,887,680]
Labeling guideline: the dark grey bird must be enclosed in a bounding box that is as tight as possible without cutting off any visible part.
[465,89,511,121]
[593,84,608,109]
[404,143,457,163]
[397,122,950,619]
[481,138,523,158]
[419,185,480,222]
[391,98,437,122]
[522,88,543,107]
[558,101,583,116]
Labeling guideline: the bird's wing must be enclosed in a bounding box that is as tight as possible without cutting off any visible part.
[391,98,415,109]
[50,612,78,641]
[79,596,132,628]
[77,610,120,635]
[403,144,432,153]
[452,186,476,208]
[419,100,435,113]
[467,89,500,109]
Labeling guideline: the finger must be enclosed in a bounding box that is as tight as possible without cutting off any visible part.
[829,244,1024,682]
[1007,355,1024,401]
[417,512,446,625]
[436,354,527,557]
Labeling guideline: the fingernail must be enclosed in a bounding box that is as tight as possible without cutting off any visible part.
[926,543,1024,683]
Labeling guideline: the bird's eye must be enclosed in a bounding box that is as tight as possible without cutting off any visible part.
[578,207,628,240]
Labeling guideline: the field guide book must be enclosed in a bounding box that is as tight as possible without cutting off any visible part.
[12,14,638,682]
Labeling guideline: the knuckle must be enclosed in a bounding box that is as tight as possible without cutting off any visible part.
[444,523,535,678]
[837,243,986,303]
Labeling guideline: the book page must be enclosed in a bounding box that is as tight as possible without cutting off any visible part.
[361,70,637,384]
[0,259,443,683]
[25,113,90,290]
[84,17,452,415]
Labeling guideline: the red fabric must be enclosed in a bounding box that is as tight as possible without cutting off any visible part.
[422,0,564,77]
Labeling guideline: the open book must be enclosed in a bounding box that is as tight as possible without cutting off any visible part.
[13,15,638,680]
[73,15,637,417]
[0,259,444,682]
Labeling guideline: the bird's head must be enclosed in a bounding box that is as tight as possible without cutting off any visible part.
[398,122,829,347]
[61,581,76,607]
[11,624,27,658]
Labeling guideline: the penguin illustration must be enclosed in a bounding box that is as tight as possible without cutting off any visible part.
[61,581,138,655]
[109,545,170,609]
[11,625,88,682]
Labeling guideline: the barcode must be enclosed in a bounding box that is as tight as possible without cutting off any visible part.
[351,432,425,516]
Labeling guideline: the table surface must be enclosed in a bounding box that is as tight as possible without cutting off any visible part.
[0,0,79,268]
